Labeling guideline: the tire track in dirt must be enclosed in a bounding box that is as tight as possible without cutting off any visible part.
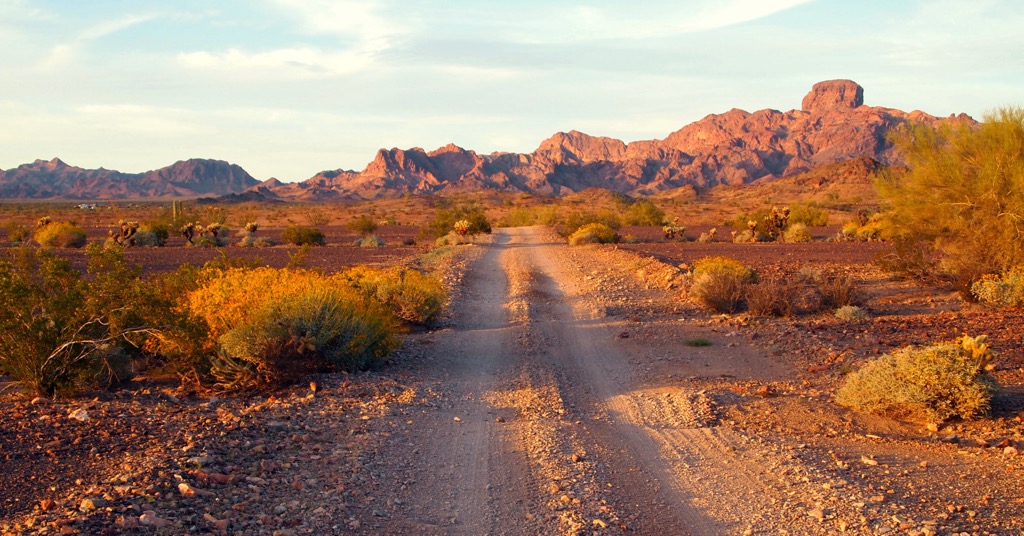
[516,226,834,535]
[375,232,552,535]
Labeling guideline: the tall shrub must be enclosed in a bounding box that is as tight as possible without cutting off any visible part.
[877,108,1024,286]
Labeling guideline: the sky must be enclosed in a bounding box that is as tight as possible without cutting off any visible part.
[1,0,1022,182]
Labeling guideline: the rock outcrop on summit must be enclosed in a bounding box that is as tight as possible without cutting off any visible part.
[272,79,974,200]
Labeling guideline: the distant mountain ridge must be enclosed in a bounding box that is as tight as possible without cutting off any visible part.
[0,80,975,200]
[265,79,973,201]
[0,158,258,199]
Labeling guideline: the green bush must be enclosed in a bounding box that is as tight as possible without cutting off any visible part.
[5,222,30,243]
[623,200,666,226]
[877,108,1024,284]
[834,305,867,322]
[835,335,997,424]
[282,225,326,246]
[34,221,87,248]
[214,288,398,390]
[426,203,491,239]
[783,223,812,243]
[688,257,756,313]
[558,210,620,238]
[788,201,829,227]
[0,246,149,395]
[338,266,446,327]
[567,223,619,245]
[971,268,1024,306]
[354,235,385,248]
[348,215,379,236]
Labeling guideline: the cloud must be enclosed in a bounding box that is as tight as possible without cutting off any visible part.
[36,12,160,71]
[269,0,405,53]
[178,45,374,78]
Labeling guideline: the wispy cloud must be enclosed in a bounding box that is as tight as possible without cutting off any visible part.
[38,12,160,71]
[178,46,374,78]
[179,0,406,79]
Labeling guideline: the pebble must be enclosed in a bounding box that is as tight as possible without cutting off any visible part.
[79,498,106,512]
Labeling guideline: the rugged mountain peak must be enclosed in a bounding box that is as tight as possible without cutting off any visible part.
[535,130,628,163]
[801,79,864,112]
[428,143,470,157]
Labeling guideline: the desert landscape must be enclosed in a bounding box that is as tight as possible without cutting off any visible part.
[2,76,1023,536]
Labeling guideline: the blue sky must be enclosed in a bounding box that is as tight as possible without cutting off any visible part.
[1,0,1021,181]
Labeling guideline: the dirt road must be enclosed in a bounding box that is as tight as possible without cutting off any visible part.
[369,227,840,535]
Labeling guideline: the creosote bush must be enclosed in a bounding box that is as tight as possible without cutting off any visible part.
[568,223,620,246]
[337,266,446,327]
[186,267,401,390]
[688,256,756,314]
[971,268,1024,306]
[282,225,326,246]
[34,221,87,248]
[746,278,798,317]
[835,335,998,424]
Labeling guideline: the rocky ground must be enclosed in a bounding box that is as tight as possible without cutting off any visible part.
[2,227,1022,535]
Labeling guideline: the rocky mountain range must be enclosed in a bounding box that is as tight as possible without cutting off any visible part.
[0,158,258,199]
[0,80,974,201]
[265,79,973,201]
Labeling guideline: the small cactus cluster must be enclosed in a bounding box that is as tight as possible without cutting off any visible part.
[181,222,224,245]
[697,227,717,243]
[764,206,791,239]
[961,335,996,372]
[662,218,686,240]
[37,216,52,228]
[453,219,471,237]
[109,219,140,246]
[244,222,259,233]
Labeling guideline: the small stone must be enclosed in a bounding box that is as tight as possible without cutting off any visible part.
[453,416,461,422]
[139,511,169,528]
[808,508,825,521]
[39,498,55,512]
[592,519,608,528]
[860,455,879,466]
[1004,446,1019,457]
[570,454,582,463]
[495,416,505,423]
[178,482,196,497]
[79,497,106,512]
[926,423,939,432]
[548,482,560,494]
[30,397,50,405]
[68,408,89,422]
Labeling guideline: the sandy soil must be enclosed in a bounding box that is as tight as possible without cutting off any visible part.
[2,226,1022,535]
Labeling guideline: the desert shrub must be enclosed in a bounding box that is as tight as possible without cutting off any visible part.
[186,267,401,389]
[282,225,326,246]
[303,207,332,227]
[238,235,276,248]
[783,223,812,243]
[623,200,665,226]
[498,205,560,227]
[835,335,998,423]
[746,278,798,317]
[135,223,169,247]
[877,108,1024,283]
[817,273,861,308]
[0,246,150,395]
[688,257,756,313]
[34,221,87,248]
[568,223,620,246]
[427,203,491,239]
[6,222,30,243]
[348,215,378,236]
[557,209,621,238]
[435,232,471,246]
[834,305,868,322]
[337,266,446,326]
[213,287,397,390]
[788,201,829,227]
[354,235,385,248]
[696,228,717,243]
[971,268,1024,306]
